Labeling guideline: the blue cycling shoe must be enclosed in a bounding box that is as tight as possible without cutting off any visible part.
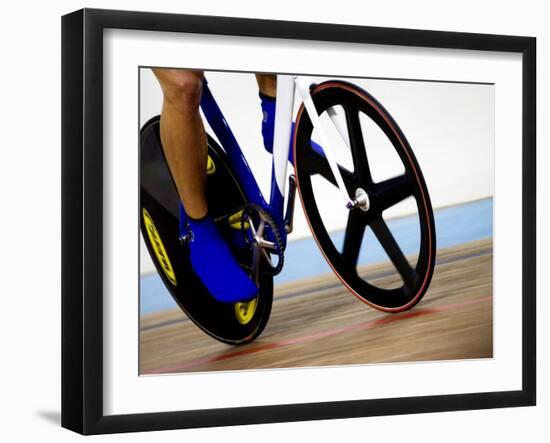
[260,92,324,164]
[180,205,258,304]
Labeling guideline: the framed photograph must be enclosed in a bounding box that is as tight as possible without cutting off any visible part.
[61,8,536,434]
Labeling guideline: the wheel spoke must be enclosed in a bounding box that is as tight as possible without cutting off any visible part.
[342,210,366,271]
[258,238,276,250]
[261,248,273,267]
[305,145,356,195]
[374,174,413,210]
[370,216,414,287]
[343,105,372,185]
[256,219,265,238]
[248,216,257,237]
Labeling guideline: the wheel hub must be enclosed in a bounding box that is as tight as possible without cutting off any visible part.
[352,188,370,212]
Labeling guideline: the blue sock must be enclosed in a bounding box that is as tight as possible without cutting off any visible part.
[263,93,322,165]
[260,92,276,155]
[260,92,296,164]
[185,213,258,303]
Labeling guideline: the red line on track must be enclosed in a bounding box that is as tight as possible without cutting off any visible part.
[148,295,492,374]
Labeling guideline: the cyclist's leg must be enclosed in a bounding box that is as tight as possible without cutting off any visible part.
[255,73,277,98]
[153,69,208,219]
[152,68,257,303]
[255,73,301,163]
[255,74,278,156]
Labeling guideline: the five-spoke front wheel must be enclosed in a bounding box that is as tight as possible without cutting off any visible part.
[293,81,436,312]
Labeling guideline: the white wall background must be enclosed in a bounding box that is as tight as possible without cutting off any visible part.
[0,1,546,442]
[139,70,494,274]
[139,70,494,215]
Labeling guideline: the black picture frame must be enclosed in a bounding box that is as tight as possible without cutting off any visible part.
[61,8,536,435]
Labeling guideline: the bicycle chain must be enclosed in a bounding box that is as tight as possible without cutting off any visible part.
[240,204,285,276]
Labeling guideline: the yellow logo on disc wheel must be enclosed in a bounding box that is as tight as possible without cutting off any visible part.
[234,298,258,325]
[142,208,177,286]
[206,155,216,175]
[227,209,250,230]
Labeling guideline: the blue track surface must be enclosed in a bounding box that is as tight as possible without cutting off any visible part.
[140,198,493,315]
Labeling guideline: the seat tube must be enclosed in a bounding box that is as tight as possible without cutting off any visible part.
[269,75,296,220]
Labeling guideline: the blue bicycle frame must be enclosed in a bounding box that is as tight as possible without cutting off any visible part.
[200,74,356,250]
[200,78,289,242]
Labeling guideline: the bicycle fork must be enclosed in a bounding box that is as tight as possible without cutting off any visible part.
[271,75,359,219]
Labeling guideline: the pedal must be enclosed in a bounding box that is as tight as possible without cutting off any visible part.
[178,230,194,245]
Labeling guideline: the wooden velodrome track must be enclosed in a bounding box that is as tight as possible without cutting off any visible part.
[140,238,492,375]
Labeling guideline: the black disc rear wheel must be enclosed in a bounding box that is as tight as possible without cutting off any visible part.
[294,81,436,312]
[140,115,273,344]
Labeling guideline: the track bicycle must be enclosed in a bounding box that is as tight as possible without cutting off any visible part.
[140,74,436,345]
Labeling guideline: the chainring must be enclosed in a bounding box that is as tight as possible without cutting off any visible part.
[240,204,285,277]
